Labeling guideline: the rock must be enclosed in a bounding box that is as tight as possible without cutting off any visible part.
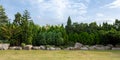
[105,46,112,50]
[9,47,16,50]
[32,46,40,50]
[107,44,113,48]
[24,45,33,50]
[88,45,106,50]
[94,45,105,50]
[0,44,10,50]
[40,46,46,50]
[84,45,89,48]
[15,47,22,50]
[9,46,22,50]
[55,47,61,50]
[47,47,56,50]
[47,48,50,50]
[66,47,74,50]
[88,46,96,50]
[95,46,105,50]
[80,46,88,50]
[112,48,120,50]
[95,45,104,47]
[74,42,83,50]
[50,47,56,50]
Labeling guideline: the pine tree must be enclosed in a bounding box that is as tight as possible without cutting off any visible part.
[65,16,72,34]
[0,5,8,25]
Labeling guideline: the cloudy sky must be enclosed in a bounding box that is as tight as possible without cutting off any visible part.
[0,0,120,25]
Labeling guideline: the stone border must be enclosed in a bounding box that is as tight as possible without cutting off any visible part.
[0,43,120,50]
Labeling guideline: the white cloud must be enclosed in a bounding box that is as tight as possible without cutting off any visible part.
[96,13,104,17]
[1,0,90,25]
[28,0,90,25]
[105,0,120,8]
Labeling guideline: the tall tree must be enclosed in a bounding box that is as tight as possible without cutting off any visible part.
[67,16,72,26]
[0,5,8,25]
[21,10,33,44]
[13,12,22,25]
[114,19,120,31]
[65,16,72,34]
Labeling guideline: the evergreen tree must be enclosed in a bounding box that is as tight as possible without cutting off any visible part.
[65,16,73,34]
[0,5,8,25]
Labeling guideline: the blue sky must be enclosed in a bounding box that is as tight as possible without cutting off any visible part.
[0,0,120,25]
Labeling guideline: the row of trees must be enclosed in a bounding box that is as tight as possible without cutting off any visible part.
[0,5,120,46]
[65,16,120,46]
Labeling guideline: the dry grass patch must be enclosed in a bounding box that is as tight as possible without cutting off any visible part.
[0,50,120,60]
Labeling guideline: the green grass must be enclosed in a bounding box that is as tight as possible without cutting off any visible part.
[0,50,120,60]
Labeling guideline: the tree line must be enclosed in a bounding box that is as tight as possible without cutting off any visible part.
[0,5,120,46]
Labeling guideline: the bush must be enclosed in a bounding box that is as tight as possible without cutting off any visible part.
[0,40,9,43]
[21,43,26,47]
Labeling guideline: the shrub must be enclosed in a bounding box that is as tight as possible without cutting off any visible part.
[21,43,26,47]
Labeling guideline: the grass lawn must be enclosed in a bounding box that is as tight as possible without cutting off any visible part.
[0,50,120,60]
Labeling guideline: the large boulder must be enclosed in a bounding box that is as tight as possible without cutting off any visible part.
[15,47,22,50]
[107,44,113,48]
[24,45,33,50]
[32,46,40,50]
[0,44,10,50]
[74,42,83,50]
[95,47,105,50]
[104,46,112,50]
[94,45,105,50]
[47,47,56,50]
[66,47,74,50]
[88,46,96,50]
[112,48,120,50]
[80,46,88,50]
[55,47,61,50]
[88,45,106,50]
[9,47,16,50]
[9,46,22,50]
[40,45,46,50]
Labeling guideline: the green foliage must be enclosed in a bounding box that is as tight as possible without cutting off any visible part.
[21,43,26,47]
[0,5,8,25]
[0,5,120,46]
[0,40,9,43]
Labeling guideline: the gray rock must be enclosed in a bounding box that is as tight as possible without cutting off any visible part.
[74,42,83,50]
[112,48,120,50]
[40,46,46,50]
[88,45,106,50]
[94,45,105,50]
[66,47,74,50]
[107,44,113,48]
[80,46,88,50]
[84,45,89,48]
[9,46,22,50]
[0,44,10,50]
[95,47,105,50]
[32,46,40,50]
[88,46,96,50]
[95,45,104,47]
[55,47,61,50]
[47,47,56,50]
[24,45,33,50]
[105,46,112,50]
[9,47,16,50]
[15,47,22,50]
